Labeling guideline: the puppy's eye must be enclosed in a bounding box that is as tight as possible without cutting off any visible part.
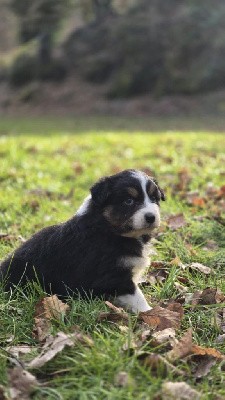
[150,196,159,204]
[124,198,134,206]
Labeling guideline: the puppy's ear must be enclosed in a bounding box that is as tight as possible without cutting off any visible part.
[153,179,166,201]
[90,177,112,206]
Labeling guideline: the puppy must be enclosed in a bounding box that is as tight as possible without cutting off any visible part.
[0,169,165,313]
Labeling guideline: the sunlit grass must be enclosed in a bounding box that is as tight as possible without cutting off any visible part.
[0,117,225,399]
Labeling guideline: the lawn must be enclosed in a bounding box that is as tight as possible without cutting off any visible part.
[0,117,225,399]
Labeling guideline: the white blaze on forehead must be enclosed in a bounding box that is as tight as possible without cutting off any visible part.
[76,195,91,216]
[130,171,160,230]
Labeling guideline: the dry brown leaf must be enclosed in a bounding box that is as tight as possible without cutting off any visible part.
[213,308,225,333]
[122,335,138,353]
[28,329,93,369]
[189,262,212,275]
[166,213,186,230]
[139,305,183,332]
[170,256,185,269]
[192,344,225,359]
[97,301,129,324]
[38,295,70,320]
[145,269,169,285]
[114,371,134,387]
[152,328,176,345]
[97,312,129,324]
[161,381,201,400]
[7,346,34,359]
[0,385,9,400]
[202,240,219,251]
[193,355,217,378]
[215,334,225,344]
[8,367,39,400]
[166,329,193,362]
[166,302,184,320]
[139,353,168,377]
[33,295,70,342]
[184,290,202,307]
[176,167,191,192]
[167,328,225,362]
[199,288,225,305]
[72,162,84,175]
[150,261,169,269]
[32,317,51,343]
[174,282,188,294]
[191,197,206,207]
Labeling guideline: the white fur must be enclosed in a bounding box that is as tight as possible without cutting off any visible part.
[131,171,160,230]
[120,242,151,284]
[76,195,91,216]
[116,285,152,313]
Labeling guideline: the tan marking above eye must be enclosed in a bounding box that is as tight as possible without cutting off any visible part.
[127,187,139,198]
[147,181,156,196]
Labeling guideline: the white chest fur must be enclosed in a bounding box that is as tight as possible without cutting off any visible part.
[120,242,152,284]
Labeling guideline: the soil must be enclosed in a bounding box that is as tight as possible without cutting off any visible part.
[1,75,225,122]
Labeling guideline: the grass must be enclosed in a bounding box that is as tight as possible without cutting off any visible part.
[0,116,225,399]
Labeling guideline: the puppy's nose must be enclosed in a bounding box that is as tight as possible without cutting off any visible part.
[145,213,156,224]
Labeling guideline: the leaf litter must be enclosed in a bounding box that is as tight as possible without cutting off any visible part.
[28,329,93,369]
[8,367,39,400]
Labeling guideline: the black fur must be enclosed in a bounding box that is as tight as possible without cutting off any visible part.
[0,169,165,299]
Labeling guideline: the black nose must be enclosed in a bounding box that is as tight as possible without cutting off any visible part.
[145,213,156,224]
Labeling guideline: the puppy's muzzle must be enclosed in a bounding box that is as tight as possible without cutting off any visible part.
[144,213,156,225]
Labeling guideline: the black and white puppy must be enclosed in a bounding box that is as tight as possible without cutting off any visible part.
[0,169,165,313]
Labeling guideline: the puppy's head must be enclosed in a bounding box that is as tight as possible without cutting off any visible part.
[91,169,165,238]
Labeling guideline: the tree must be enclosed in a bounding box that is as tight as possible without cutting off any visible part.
[10,0,70,63]
[92,0,114,21]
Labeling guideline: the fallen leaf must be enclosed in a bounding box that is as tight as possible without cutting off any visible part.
[193,355,217,378]
[192,344,225,359]
[218,185,225,198]
[202,240,219,251]
[72,162,84,175]
[152,328,176,345]
[150,261,169,269]
[166,213,186,230]
[8,367,39,400]
[139,305,183,331]
[161,381,201,400]
[33,295,70,342]
[122,335,138,353]
[0,234,24,242]
[145,268,169,285]
[97,301,129,324]
[7,346,34,359]
[114,371,134,387]
[191,197,206,207]
[166,329,193,362]
[0,385,8,400]
[32,316,51,343]
[167,302,184,320]
[174,282,188,294]
[215,334,225,344]
[170,256,185,268]
[199,288,225,305]
[176,167,191,192]
[38,295,70,320]
[105,301,125,313]
[213,308,225,333]
[28,329,93,369]
[189,262,212,275]
[184,290,202,307]
[167,328,225,362]
[139,353,168,377]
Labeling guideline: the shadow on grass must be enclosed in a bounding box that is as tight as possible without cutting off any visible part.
[0,115,225,136]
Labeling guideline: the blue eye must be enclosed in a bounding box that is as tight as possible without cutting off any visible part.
[124,198,134,206]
